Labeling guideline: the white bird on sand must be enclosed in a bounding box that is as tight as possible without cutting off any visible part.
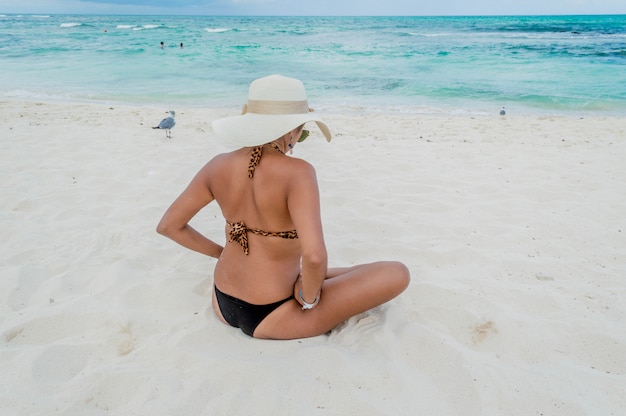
[499,107,506,116]
[153,110,176,138]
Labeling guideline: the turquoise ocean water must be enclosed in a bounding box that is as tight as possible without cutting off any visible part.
[1,14,625,115]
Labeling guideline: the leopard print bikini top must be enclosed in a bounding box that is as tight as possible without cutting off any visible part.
[227,143,298,255]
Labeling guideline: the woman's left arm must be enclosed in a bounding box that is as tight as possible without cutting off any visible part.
[156,163,223,258]
[287,161,327,306]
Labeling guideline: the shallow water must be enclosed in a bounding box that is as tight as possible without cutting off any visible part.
[1,14,625,115]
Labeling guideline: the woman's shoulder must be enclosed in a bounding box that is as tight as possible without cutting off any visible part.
[286,154,315,170]
[212,148,242,162]
[292,156,317,175]
[194,151,238,184]
[204,149,242,169]
[282,157,318,192]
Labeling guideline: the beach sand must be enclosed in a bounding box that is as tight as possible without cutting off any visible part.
[1,100,625,415]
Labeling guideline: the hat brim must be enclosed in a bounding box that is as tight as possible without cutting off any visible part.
[212,113,331,147]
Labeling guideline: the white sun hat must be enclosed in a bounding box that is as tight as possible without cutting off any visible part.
[212,74,332,147]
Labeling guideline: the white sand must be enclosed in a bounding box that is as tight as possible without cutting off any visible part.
[1,100,625,415]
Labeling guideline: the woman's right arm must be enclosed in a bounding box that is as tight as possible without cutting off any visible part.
[156,163,224,259]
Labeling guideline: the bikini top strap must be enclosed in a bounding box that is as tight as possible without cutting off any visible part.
[248,146,263,178]
[249,228,299,239]
[248,143,285,178]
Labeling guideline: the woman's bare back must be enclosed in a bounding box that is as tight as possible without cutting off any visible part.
[207,146,311,303]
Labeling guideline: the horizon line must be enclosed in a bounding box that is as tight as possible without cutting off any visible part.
[2,12,626,17]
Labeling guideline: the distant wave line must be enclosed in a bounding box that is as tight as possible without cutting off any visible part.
[406,32,451,37]
[132,24,163,31]
[204,28,234,33]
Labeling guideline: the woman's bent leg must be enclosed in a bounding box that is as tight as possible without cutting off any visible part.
[253,261,410,340]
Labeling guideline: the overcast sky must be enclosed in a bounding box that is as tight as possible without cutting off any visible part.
[1,0,624,16]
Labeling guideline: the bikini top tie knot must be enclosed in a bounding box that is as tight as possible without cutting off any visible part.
[227,221,299,255]
[228,221,250,255]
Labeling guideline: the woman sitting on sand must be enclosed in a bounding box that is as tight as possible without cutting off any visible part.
[157,74,409,339]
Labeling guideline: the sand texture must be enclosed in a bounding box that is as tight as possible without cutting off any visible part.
[1,100,625,415]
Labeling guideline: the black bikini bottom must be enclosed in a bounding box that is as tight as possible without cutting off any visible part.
[214,285,294,337]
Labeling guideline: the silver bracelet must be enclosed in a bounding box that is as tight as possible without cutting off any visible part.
[299,289,319,310]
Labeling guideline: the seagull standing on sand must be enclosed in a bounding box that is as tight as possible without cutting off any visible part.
[153,110,176,138]
[500,107,506,116]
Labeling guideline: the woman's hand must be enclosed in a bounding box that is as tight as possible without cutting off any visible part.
[293,274,305,307]
[294,273,320,310]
